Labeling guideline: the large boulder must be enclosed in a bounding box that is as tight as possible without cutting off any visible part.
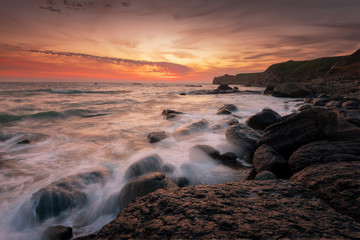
[173,119,209,139]
[225,123,261,162]
[147,131,168,143]
[257,108,338,158]
[246,109,281,130]
[272,83,313,98]
[119,172,177,210]
[291,161,360,222]
[41,225,73,240]
[124,154,163,180]
[253,145,288,178]
[189,144,220,163]
[31,169,111,221]
[76,180,360,240]
[288,140,360,174]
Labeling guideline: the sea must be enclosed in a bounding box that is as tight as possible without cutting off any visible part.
[0,82,300,239]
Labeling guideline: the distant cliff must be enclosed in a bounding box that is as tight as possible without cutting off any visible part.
[213,72,264,86]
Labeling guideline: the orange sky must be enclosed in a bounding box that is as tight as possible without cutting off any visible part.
[0,0,359,82]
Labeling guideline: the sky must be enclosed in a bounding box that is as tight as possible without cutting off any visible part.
[0,0,359,82]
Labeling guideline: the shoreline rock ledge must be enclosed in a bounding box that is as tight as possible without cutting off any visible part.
[76,180,360,239]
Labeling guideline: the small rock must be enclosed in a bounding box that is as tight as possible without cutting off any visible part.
[173,176,190,187]
[304,97,313,103]
[216,108,232,115]
[124,154,163,180]
[217,84,233,90]
[162,164,175,174]
[341,100,359,109]
[312,98,327,106]
[147,131,168,143]
[317,93,330,99]
[219,152,237,163]
[162,109,183,119]
[255,171,277,180]
[173,119,209,139]
[17,139,30,144]
[297,104,312,111]
[189,144,220,162]
[325,100,341,110]
[41,225,73,240]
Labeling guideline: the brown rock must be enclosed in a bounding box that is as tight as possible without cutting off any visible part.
[173,119,209,139]
[189,144,220,162]
[253,145,288,178]
[41,225,73,240]
[147,131,168,143]
[291,161,360,222]
[246,109,281,130]
[124,154,163,180]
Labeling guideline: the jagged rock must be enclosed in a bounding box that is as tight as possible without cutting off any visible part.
[325,100,341,109]
[288,140,360,174]
[255,171,277,180]
[297,104,312,111]
[76,180,360,240]
[312,98,327,106]
[257,108,338,158]
[41,225,73,240]
[119,172,178,210]
[246,108,281,130]
[225,123,261,162]
[173,119,209,139]
[124,154,163,180]
[147,131,168,143]
[189,145,220,162]
[31,169,111,221]
[253,145,288,178]
[342,100,359,109]
[291,161,360,222]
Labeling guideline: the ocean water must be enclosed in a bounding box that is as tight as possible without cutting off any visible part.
[0,82,300,239]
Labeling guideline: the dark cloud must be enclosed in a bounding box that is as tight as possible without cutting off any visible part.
[29,49,192,75]
[39,5,61,13]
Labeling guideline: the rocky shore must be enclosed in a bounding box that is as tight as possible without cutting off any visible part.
[50,87,360,240]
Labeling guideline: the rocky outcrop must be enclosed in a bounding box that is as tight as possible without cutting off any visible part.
[212,73,264,86]
[291,161,360,222]
[147,131,168,143]
[246,108,281,130]
[124,154,163,180]
[253,145,288,178]
[76,180,360,240]
[41,225,73,240]
[31,169,111,221]
[173,119,209,139]
[119,172,177,210]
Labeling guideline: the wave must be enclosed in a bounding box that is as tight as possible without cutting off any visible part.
[0,109,107,123]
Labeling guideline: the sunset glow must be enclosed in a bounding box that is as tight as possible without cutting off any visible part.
[1,0,360,82]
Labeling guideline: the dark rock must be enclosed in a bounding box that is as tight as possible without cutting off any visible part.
[272,83,313,98]
[162,109,183,119]
[253,145,288,178]
[255,171,277,180]
[162,164,175,174]
[147,131,168,143]
[173,176,190,187]
[219,152,237,162]
[297,104,312,111]
[304,97,313,103]
[312,98,327,106]
[173,119,209,139]
[124,154,163,180]
[279,113,296,121]
[17,139,30,144]
[325,100,341,110]
[189,144,220,162]
[41,225,73,240]
[119,172,177,210]
[342,100,359,109]
[264,85,274,95]
[216,108,232,115]
[257,108,338,158]
[76,180,360,240]
[225,123,261,162]
[225,118,239,126]
[217,84,233,90]
[246,108,281,130]
[233,87,239,90]
[218,104,238,112]
[317,93,330,99]
[32,169,111,221]
[288,140,360,174]
[291,161,360,222]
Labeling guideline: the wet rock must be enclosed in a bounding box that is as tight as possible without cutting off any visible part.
[119,172,178,210]
[219,152,237,163]
[257,108,338,158]
[124,154,163,180]
[147,131,168,143]
[218,104,238,112]
[161,109,183,119]
[255,171,277,180]
[304,97,313,103]
[173,176,190,187]
[223,118,239,126]
[288,140,360,174]
[162,163,175,174]
[173,119,209,139]
[342,100,359,109]
[291,161,360,222]
[17,139,30,144]
[76,180,360,240]
[272,83,313,98]
[32,169,111,221]
[325,100,341,110]
[225,123,261,162]
[41,225,73,240]
[312,98,327,106]
[217,84,233,90]
[297,104,312,111]
[246,108,281,130]
[317,93,330,99]
[216,108,231,115]
[189,145,220,162]
[253,145,288,178]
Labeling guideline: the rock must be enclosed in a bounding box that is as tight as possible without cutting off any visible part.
[219,152,237,163]
[246,108,281,130]
[325,100,341,109]
[147,131,168,143]
[173,119,209,139]
[304,97,313,103]
[161,109,183,119]
[288,140,360,174]
[225,123,261,162]
[342,100,359,109]
[216,109,231,115]
[272,83,313,98]
[257,108,338,158]
[312,98,327,106]
[255,171,277,180]
[124,154,163,180]
[317,93,330,99]
[31,169,111,221]
[162,164,175,174]
[264,85,274,95]
[17,139,30,144]
[76,180,360,240]
[291,161,360,222]
[297,104,312,111]
[218,104,238,112]
[224,118,239,126]
[41,226,73,240]
[172,176,190,187]
[189,145,220,162]
[253,145,288,178]
[217,84,233,90]
[119,172,178,210]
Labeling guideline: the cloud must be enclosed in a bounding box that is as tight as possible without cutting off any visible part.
[29,49,192,75]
